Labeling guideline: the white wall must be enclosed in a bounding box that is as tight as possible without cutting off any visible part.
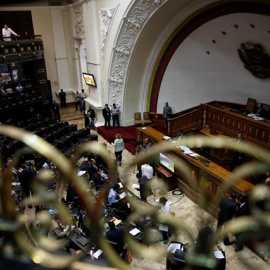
[157,13,270,114]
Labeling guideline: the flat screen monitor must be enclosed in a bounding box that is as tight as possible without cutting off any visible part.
[160,152,174,173]
[82,73,97,87]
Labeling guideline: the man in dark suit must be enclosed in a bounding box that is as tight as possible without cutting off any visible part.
[106,221,125,255]
[18,163,35,198]
[255,103,267,118]
[102,104,111,129]
[92,167,105,188]
[217,193,236,245]
[59,89,67,109]
[136,172,152,202]
[52,100,60,122]
[234,196,249,252]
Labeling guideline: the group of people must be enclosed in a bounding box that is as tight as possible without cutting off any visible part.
[102,103,121,129]
[217,193,249,252]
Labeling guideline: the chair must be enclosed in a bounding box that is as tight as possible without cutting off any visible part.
[143,112,152,125]
[246,98,256,113]
[134,112,143,126]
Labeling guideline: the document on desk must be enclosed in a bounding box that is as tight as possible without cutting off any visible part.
[167,243,182,253]
[63,225,75,234]
[129,228,140,236]
[214,250,225,259]
[77,171,86,176]
[111,217,122,226]
[93,249,103,259]
[247,114,263,121]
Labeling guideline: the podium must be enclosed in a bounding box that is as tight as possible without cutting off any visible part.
[156,166,176,191]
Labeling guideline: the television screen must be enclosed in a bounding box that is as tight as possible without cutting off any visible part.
[160,152,174,173]
[82,73,97,87]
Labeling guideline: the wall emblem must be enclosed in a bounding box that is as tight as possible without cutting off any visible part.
[238,42,270,78]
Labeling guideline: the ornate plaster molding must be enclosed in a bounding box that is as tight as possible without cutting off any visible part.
[99,6,118,51]
[74,5,84,34]
[108,0,167,106]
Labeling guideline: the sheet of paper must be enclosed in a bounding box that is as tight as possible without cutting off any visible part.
[93,249,103,259]
[214,250,224,259]
[119,192,126,199]
[132,183,140,189]
[167,243,181,253]
[129,228,140,236]
[77,171,86,176]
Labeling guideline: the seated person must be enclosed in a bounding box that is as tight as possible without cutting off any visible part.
[16,83,23,92]
[255,103,267,118]
[106,221,125,255]
[92,167,106,188]
[48,214,73,249]
[87,158,99,176]
[108,183,121,206]
[143,137,152,149]
[167,243,190,269]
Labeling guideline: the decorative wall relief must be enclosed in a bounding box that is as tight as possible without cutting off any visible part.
[74,6,84,34]
[238,42,270,78]
[99,6,117,51]
[108,0,166,106]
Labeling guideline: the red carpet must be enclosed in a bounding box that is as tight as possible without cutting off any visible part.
[97,126,137,155]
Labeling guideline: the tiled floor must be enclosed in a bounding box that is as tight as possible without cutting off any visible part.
[58,104,267,269]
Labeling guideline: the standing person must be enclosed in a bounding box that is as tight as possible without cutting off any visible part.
[234,196,249,252]
[111,103,120,128]
[141,161,153,180]
[112,134,125,166]
[2,24,19,41]
[52,100,60,122]
[136,172,151,202]
[230,133,245,171]
[102,104,111,129]
[158,197,171,244]
[59,89,67,109]
[217,193,237,246]
[79,89,87,112]
[163,102,172,129]
[84,112,92,135]
[87,106,96,129]
[74,90,80,111]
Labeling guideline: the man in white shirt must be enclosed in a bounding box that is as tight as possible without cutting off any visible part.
[2,24,19,41]
[141,162,153,180]
[108,183,120,206]
[16,83,23,92]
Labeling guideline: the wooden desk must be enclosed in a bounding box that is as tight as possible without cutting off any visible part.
[156,166,176,191]
[137,126,254,217]
[203,102,270,152]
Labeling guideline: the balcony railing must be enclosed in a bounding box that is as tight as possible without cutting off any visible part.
[0,35,44,63]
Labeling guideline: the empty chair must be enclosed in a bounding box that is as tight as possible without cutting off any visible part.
[134,112,143,126]
[143,112,152,125]
[246,98,256,113]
